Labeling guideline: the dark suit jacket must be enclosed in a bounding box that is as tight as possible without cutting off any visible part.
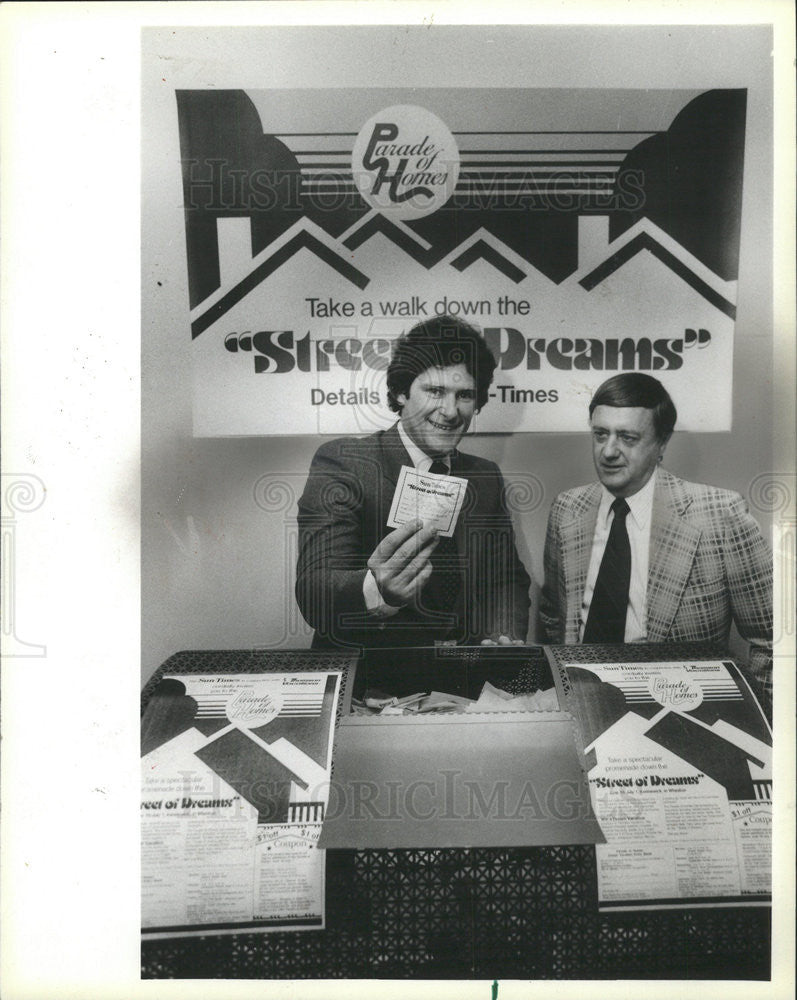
[539,469,773,704]
[296,424,531,649]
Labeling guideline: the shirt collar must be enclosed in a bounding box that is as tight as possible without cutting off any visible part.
[396,420,451,472]
[598,467,657,531]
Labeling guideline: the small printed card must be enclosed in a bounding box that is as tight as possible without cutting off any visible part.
[387,465,468,537]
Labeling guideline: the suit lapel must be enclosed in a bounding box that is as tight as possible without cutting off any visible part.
[646,469,702,640]
[378,423,412,491]
[561,484,601,643]
[360,424,410,533]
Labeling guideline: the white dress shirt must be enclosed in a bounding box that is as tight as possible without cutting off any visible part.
[363,421,450,613]
[579,469,657,643]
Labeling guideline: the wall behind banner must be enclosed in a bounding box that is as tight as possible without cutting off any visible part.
[141,25,775,685]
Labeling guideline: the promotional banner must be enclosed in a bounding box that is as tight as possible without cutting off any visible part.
[177,88,747,435]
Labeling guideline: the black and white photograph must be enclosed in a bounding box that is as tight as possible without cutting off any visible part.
[2,4,795,999]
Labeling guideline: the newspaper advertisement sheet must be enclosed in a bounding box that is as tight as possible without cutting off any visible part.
[141,671,341,937]
[560,659,771,911]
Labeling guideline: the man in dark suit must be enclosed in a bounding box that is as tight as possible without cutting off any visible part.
[539,373,773,709]
[296,316,531,650]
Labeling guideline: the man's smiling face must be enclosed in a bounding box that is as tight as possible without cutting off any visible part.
[397,363,477,458]
[590,404,667,498]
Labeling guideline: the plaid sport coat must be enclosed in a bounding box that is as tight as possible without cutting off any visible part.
[539,469,773,701]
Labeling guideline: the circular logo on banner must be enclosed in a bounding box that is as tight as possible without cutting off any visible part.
[647,671,703,711]
[352,105,460,220]
[226,690,282,729]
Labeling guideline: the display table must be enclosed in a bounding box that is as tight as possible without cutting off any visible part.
[141,644,771,980]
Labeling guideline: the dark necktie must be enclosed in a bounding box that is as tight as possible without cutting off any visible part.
[422,459,462,619]
[582,497,631,644]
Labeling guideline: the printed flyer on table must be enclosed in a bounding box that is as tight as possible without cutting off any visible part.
[141,671,342,938]
[559,659,771,911]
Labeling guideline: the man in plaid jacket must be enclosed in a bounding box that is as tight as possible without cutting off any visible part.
[539,373,773,710]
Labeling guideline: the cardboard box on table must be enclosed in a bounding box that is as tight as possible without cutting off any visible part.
[318,645,604,849]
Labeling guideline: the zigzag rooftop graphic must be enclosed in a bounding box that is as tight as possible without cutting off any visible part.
[191,213,738,337]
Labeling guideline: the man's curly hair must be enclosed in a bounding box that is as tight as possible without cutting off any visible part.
[386,316,497,413]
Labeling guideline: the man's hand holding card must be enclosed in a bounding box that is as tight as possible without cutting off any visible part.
[367,518,439,609]
[386,466,468,537]
[365,467,468,610]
